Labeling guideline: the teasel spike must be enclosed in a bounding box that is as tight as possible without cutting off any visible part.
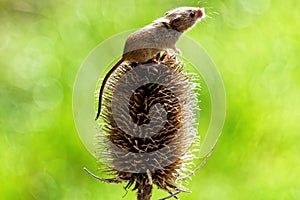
[85,51,201,200]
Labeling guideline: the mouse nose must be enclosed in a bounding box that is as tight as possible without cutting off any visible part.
[197,8,205,18]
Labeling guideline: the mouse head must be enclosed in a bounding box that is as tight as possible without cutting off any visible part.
[164,7,205,32]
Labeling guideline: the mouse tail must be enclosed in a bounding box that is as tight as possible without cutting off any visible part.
[95,57,125,120]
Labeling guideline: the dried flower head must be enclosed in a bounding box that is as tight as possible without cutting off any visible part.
[85,52,200,200]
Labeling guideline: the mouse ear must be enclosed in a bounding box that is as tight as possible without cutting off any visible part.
[171,17,181,30]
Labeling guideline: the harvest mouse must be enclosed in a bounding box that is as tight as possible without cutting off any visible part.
[95,7,205,120]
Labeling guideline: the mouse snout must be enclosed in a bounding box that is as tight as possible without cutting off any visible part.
[197,8,205,19]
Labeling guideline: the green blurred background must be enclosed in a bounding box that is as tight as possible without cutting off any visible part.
[1,0,299,199]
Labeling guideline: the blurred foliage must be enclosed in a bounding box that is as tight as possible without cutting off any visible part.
[1,0,300,199]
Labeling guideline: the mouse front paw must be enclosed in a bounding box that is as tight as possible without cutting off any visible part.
[173,47,182,55]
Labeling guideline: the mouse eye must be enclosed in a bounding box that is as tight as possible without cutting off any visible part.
[189,12,196,18]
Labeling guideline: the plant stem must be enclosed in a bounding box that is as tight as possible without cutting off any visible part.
[137,182,152,200]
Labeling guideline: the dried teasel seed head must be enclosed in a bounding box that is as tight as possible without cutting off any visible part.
[95,52,199,200]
